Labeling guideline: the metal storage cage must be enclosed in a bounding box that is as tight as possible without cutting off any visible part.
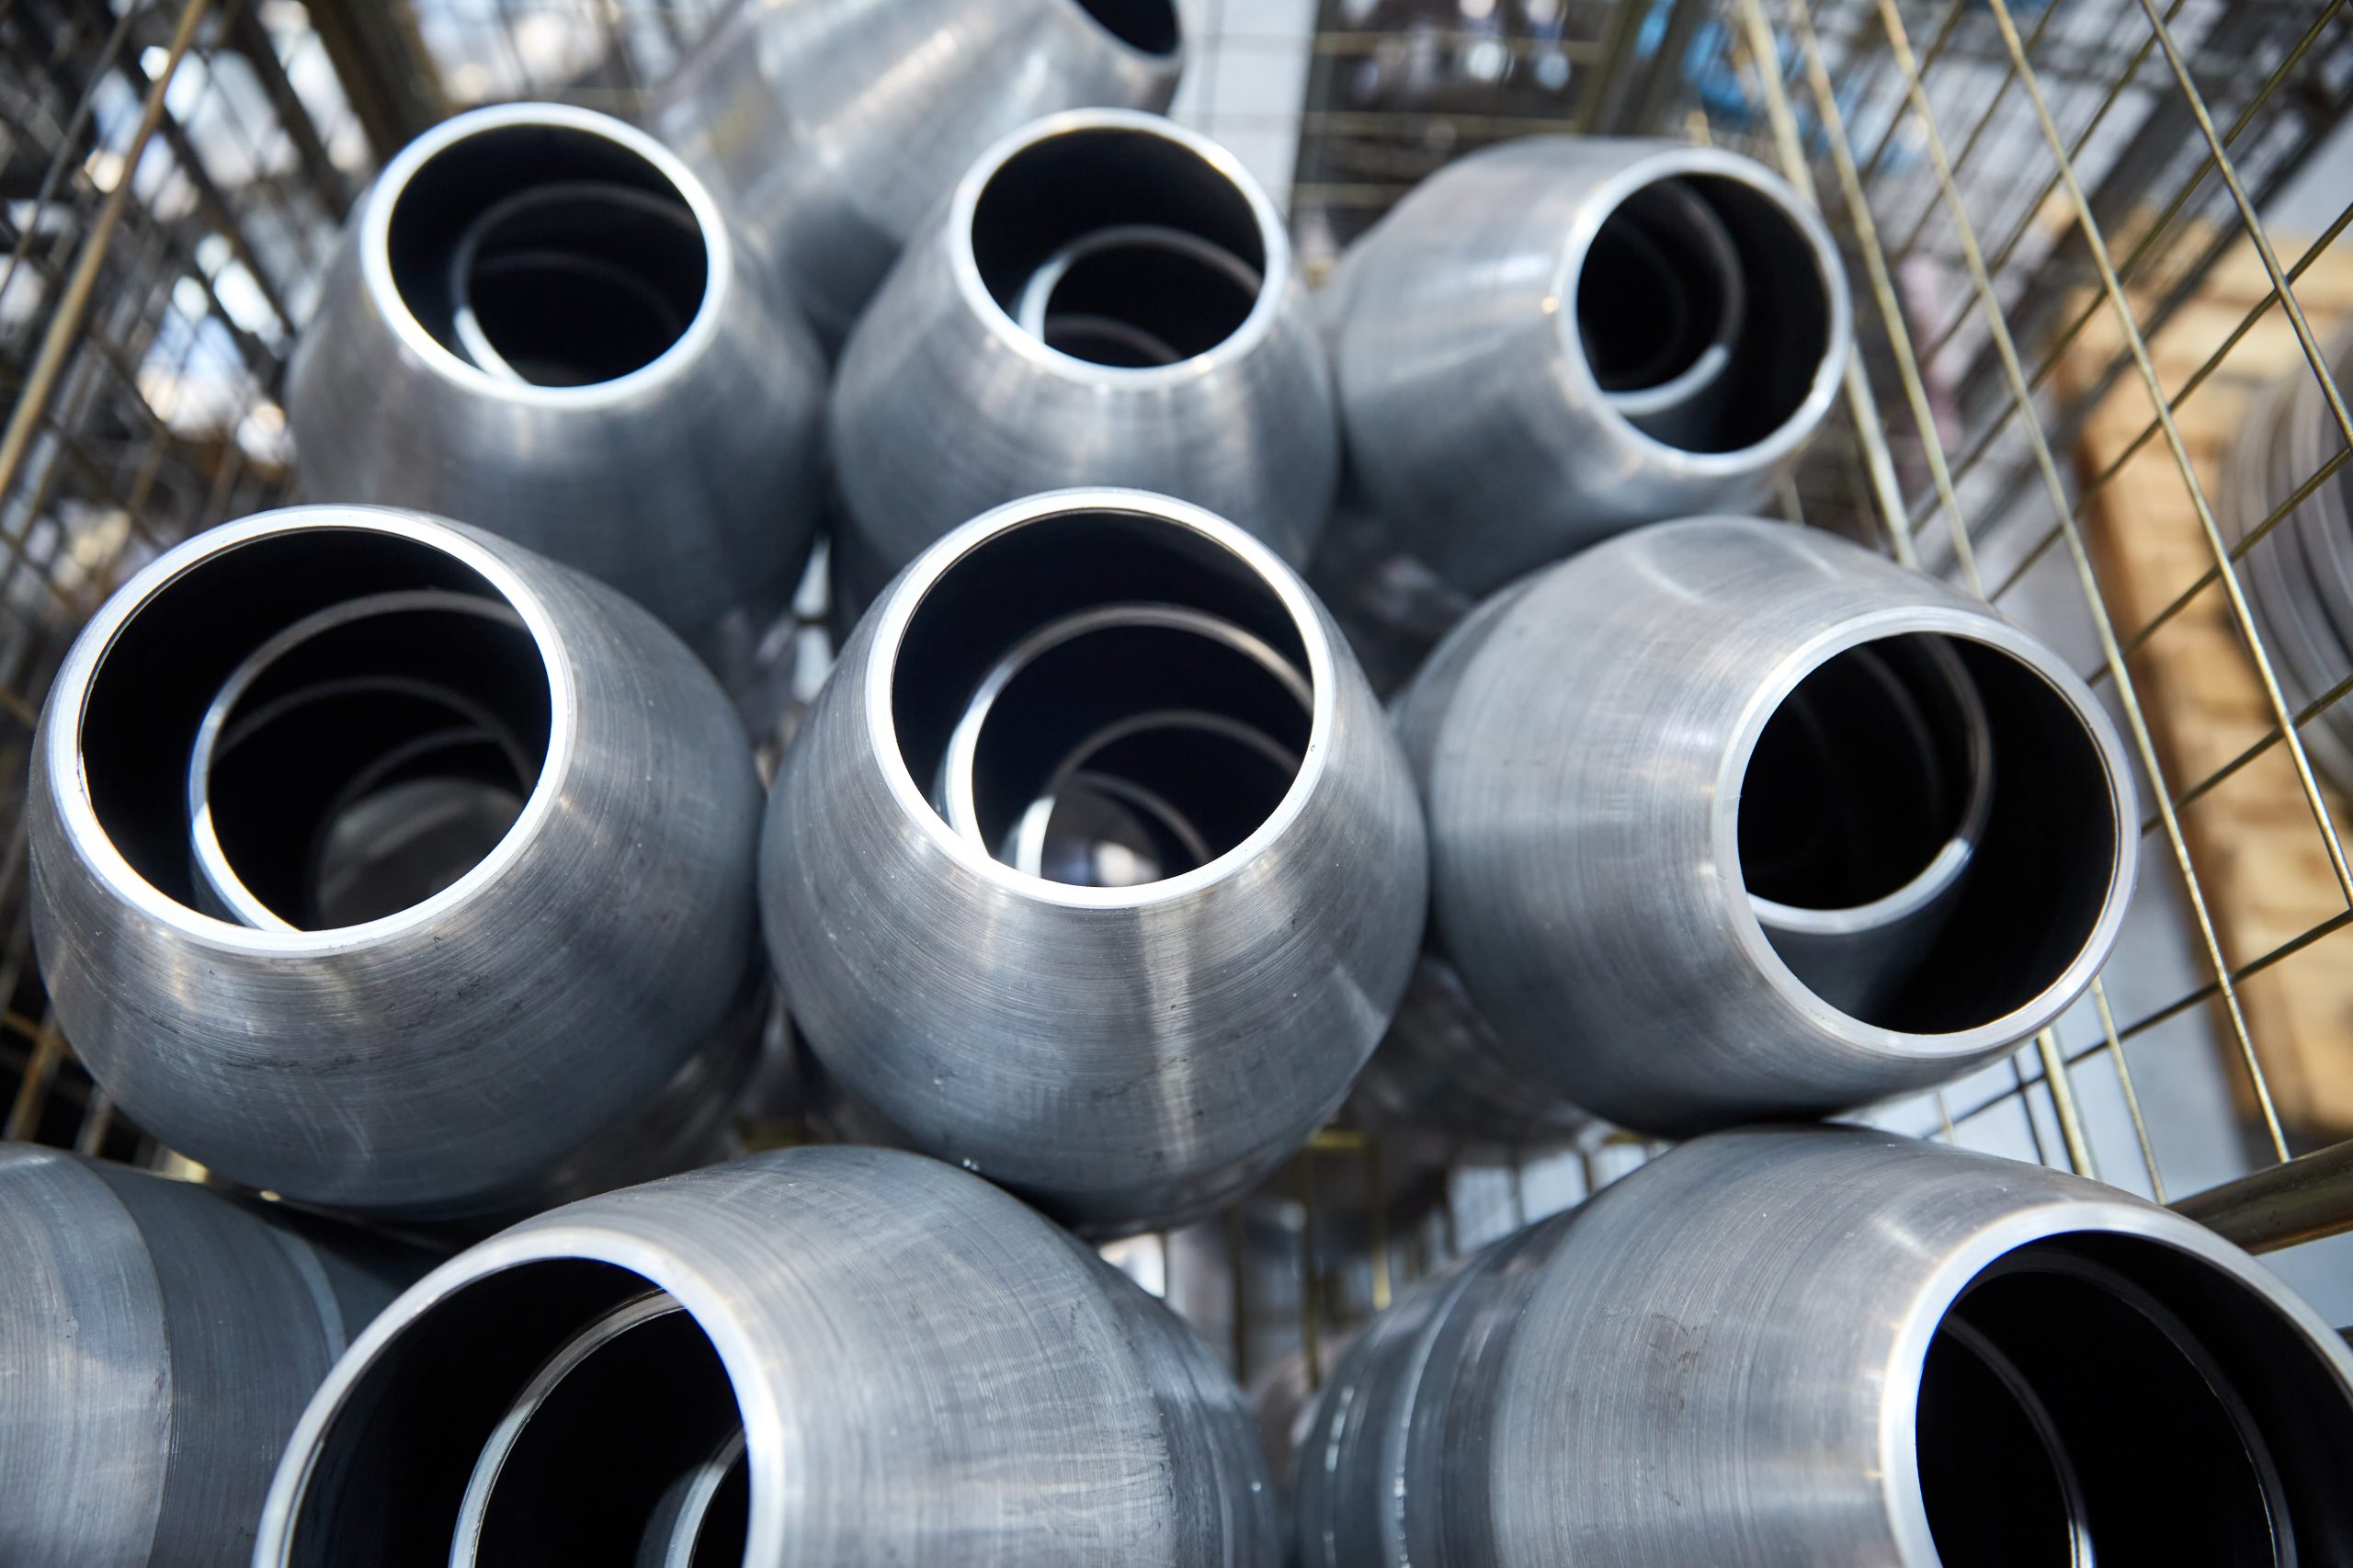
[1,0,2348,1390]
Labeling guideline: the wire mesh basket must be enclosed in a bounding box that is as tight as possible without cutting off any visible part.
[2,0,2347,1398]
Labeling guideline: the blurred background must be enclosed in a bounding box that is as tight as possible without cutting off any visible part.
[1,0,2348,1399]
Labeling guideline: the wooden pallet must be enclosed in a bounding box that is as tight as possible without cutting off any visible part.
[2062,234,2353,1140]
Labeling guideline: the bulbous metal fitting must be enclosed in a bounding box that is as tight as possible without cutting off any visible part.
[1326,137,1853,595]
[1392,517,2137,1136]
[1287,1125,2353,1568]
[256,1146,1278,1567]
[829,110,1337,610]
[0,1146,426,1568]
[289,103,826,667]
[652,0,1181,348]
[761,488,1426,1234]
[28,504,766,1219]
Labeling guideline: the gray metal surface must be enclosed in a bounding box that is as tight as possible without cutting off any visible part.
[1324,135,1851,596]
[761,489,1425,1235]
[652,0,1181,349]
[0,1144,426,1568]
[288,103,826,674]
[256,1144,1279,1568]
[1392,517,2138,1136]
[27,505,765,1219]
[829,110,1336,609]
[1285,1124,2353,1568]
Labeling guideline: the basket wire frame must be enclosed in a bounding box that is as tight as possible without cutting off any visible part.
[0,0,2346,1389]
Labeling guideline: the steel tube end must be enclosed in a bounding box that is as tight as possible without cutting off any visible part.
[28,504,766,1218]
[761,488,1425,1234]
[1392,517,2138,1137]
[829,111,1337,609]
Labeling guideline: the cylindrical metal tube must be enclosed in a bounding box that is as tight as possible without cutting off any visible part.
[652,0,1182,349]
[0,1146,427,1568]
[1392,517,2137,1136]
[28,504,767,1219]
[289,103,826,671]
[829,111,1336,611]
[761,488,1426,1234]
[1326,137,1853,595]
[256,1146,1279,1567]
[1286,1125,2353,1568]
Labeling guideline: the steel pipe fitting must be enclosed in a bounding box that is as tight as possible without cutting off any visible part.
[256,1145,1278,1567]
[761,488,1426,1234]
[828,111,1336,611]
[28,504,766,1219]
[0,1146,426,1568]
[1392,517,2137,1136]
[1287,1125,2353,1568]
[289,103,825,668]
[1347,956,1591,1153]
[653,0,1181,349]
[1326,137,1852,595]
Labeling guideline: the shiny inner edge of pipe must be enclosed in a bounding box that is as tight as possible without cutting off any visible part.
[1734,633,2115,1035]
[77,528,554,927]
[1915,1233,2353,1568]
[970,125,1268,369]
[891,509,1314,892]
[385,123,709,387]
[1572,172,1831,454]
[278,1262,748,1568]
[1069,0,1179,54]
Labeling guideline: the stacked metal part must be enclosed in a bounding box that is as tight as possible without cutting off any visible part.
[1282,1126,2353,1567]
[27,506,767,1221]
[255,1147,1278,1567]
[2221,329,2353,796]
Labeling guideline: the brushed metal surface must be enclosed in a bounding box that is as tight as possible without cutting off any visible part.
[652,0,1181,349]
[28,505,766,1219]
[1286,1125,2353,1568]
[829,111,1337,609]
[761,489,1426,1234]
[0,1146,426,1568]
[256,1145,1279,1568]
[1392,517,2138,1136]
[289,104,825,670]
[1326,136,1852,595]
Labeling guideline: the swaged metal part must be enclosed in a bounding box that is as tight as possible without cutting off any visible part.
[760,489,1426,1235]
[652,0,1181,348]
[1285,1126,2353,1568]
[27,505,766,1219]
[289,103,826,671]
[0,1146,426,1568]
[1325,137,1853,595]
[256,1146,1279,1568]
[1392,517,2138,1136]
[829,110,1337,610]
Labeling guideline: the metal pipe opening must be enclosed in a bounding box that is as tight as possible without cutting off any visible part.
[76,529,551,929]
[1916,1233,2353,1566]
[970,124,1268,369]
[276,1261,746,1568]
[384,121,709,386]
[892,508,1313,887]
[1574,172,1832,453]
[1737,633,2115,1032]
[1069,0,1179,54]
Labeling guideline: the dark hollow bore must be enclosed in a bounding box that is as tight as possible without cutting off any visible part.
[971,127,1267,368]
[387,126,707,386]
[1073,0,1179,54]
[892,508,1313,889]
[1916,1233,2353,1568]
[78,530,553,926]
[281,1262,750,1568]
[1575,172,1833,452]
[1739,635,2116,1034]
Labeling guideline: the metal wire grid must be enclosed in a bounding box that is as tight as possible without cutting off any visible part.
[0,0,2346,1386]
